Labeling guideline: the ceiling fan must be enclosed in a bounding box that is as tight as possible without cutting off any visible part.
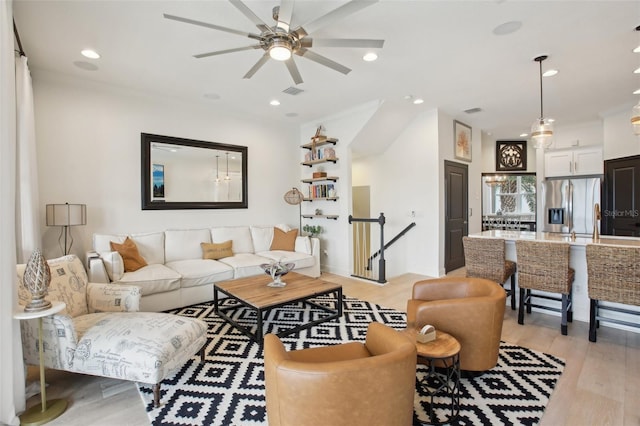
[164,0,384,85]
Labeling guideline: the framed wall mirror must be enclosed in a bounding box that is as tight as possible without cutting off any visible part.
[141,133,248,210]
[481,173,536,231]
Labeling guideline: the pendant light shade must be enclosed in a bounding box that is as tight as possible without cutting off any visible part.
[632,100,640,136]
[531,55,554,149]
[224,152,231,181]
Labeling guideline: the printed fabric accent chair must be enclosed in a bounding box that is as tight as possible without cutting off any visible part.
[16,255,208,407]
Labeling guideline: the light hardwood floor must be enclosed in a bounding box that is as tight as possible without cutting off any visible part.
[26,270,640,425]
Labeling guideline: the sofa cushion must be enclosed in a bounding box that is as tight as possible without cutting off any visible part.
[165,229,211,263]
[250,226,274,253]
[211,226,254,254]
[218,253,273,279]
[271,228,298,251]
[111,237,148,272]
[201,241,233,260]
[165,259,234,289]
[101,251,125,282]
[130,232,165,265]
[116,264,181,296]
[257,250,315,270]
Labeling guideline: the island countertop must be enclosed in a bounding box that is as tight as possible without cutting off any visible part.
[467,230,640,334]
[470,230,640,248]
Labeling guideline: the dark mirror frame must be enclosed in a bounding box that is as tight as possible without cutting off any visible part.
[141,133,248,210]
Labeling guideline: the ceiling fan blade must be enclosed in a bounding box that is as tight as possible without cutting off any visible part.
[296,47,351,75]
[285,58,303,85]
[294,0,378,38]
[194,45,262,59]
[228,0,273,34]
[276,0,294,32]
[243,53,271,79]
[302,38,385,48]
[163,13,262,40]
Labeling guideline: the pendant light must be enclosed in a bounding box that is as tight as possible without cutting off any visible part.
[531,55,554,149]
[224,152,231,181]
[215,155,220,183]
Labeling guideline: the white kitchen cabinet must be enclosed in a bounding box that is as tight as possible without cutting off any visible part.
[544,147,603,177]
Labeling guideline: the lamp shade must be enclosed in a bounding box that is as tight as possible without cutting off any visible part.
[531,117,554,149]
[46,204,86,226]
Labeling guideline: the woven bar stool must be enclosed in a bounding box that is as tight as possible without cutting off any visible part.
[515,240,574,335]
[463,236,516,310]
[586,243,640,342]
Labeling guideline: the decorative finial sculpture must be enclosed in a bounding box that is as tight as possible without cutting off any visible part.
[23,249,52,312]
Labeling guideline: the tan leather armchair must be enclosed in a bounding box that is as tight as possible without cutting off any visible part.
[407,277,506,372]
[264,322,417,426]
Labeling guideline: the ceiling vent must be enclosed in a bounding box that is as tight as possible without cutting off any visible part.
[464,107,482,114]
[283,86,304,96]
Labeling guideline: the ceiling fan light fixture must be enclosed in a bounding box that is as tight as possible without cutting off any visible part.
[269,40,292,61]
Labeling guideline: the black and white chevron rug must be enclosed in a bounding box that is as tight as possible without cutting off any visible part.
[137,295,565,426]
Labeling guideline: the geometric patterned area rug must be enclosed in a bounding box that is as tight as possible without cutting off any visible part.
[137,295,564,426]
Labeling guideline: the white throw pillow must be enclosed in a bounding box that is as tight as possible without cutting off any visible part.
[102,251,125,282]
[250,226,274,253]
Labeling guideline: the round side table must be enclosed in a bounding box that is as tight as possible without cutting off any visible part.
[404,328,460,425]
[14,300,68,426]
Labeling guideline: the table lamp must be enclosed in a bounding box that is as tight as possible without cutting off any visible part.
[46,203,86,255]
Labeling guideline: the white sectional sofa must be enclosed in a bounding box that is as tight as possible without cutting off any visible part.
[87,225,320,312]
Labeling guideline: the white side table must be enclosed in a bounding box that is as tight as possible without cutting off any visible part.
[14,300,67,426]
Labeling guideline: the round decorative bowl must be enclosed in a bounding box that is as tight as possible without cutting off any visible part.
[260,262,295,287]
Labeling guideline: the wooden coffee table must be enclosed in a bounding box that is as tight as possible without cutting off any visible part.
[214,272,343,343]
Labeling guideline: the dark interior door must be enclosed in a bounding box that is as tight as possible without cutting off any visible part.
[602,155,640,236]
[445,160,468,272]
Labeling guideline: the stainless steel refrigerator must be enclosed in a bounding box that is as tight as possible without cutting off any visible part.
[542,177,601,235]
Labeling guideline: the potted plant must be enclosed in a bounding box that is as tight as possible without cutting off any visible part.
[303,224,323,238]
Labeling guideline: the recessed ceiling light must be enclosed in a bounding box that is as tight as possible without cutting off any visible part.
[413,98,424,105]
[634,46,640,53]
[270,99,280,106]
[492,21,522,36]
[543,69,558,77]
[81,49,100,59]
[520,133,529,137]
[73,61,98,71]
[635,67,640,74]
[634,89,640,95]
[363,52,378,62]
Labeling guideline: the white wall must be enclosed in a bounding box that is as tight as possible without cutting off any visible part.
[33,71,299,259]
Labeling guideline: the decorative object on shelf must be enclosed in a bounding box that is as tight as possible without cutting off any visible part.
[315,208,322,215]
[632,100,640,135]
[496,140,527,171]
[323,147,336,159]
[22,249,52,312]
[531,55,554,149]
[454,120,472,162]
[46,203,87,255]
[312,171,327,179]
[303,224,322,237]
[283,187,304,231]
[260,261,295,288]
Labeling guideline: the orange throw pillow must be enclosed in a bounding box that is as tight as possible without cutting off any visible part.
[270,228,298,251]
[110,237,148,272]
[201,241,233,260]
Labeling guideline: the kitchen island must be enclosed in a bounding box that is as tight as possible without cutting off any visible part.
[468,230,640,334]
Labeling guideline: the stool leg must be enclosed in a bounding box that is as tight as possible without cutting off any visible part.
[567,288,573,322]
[589,299,598,342]
[561,294,569,335]
[510,275,516,310]
[526,289,532,313]
[518,288,525,325]
[199,346,205,363]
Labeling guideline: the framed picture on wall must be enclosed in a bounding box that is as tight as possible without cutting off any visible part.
[496,141,527,171]
[454,120,472,162]
[152,164,165,199]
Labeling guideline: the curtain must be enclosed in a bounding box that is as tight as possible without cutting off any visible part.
[1,0,27,423]
[15,55,41,263]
